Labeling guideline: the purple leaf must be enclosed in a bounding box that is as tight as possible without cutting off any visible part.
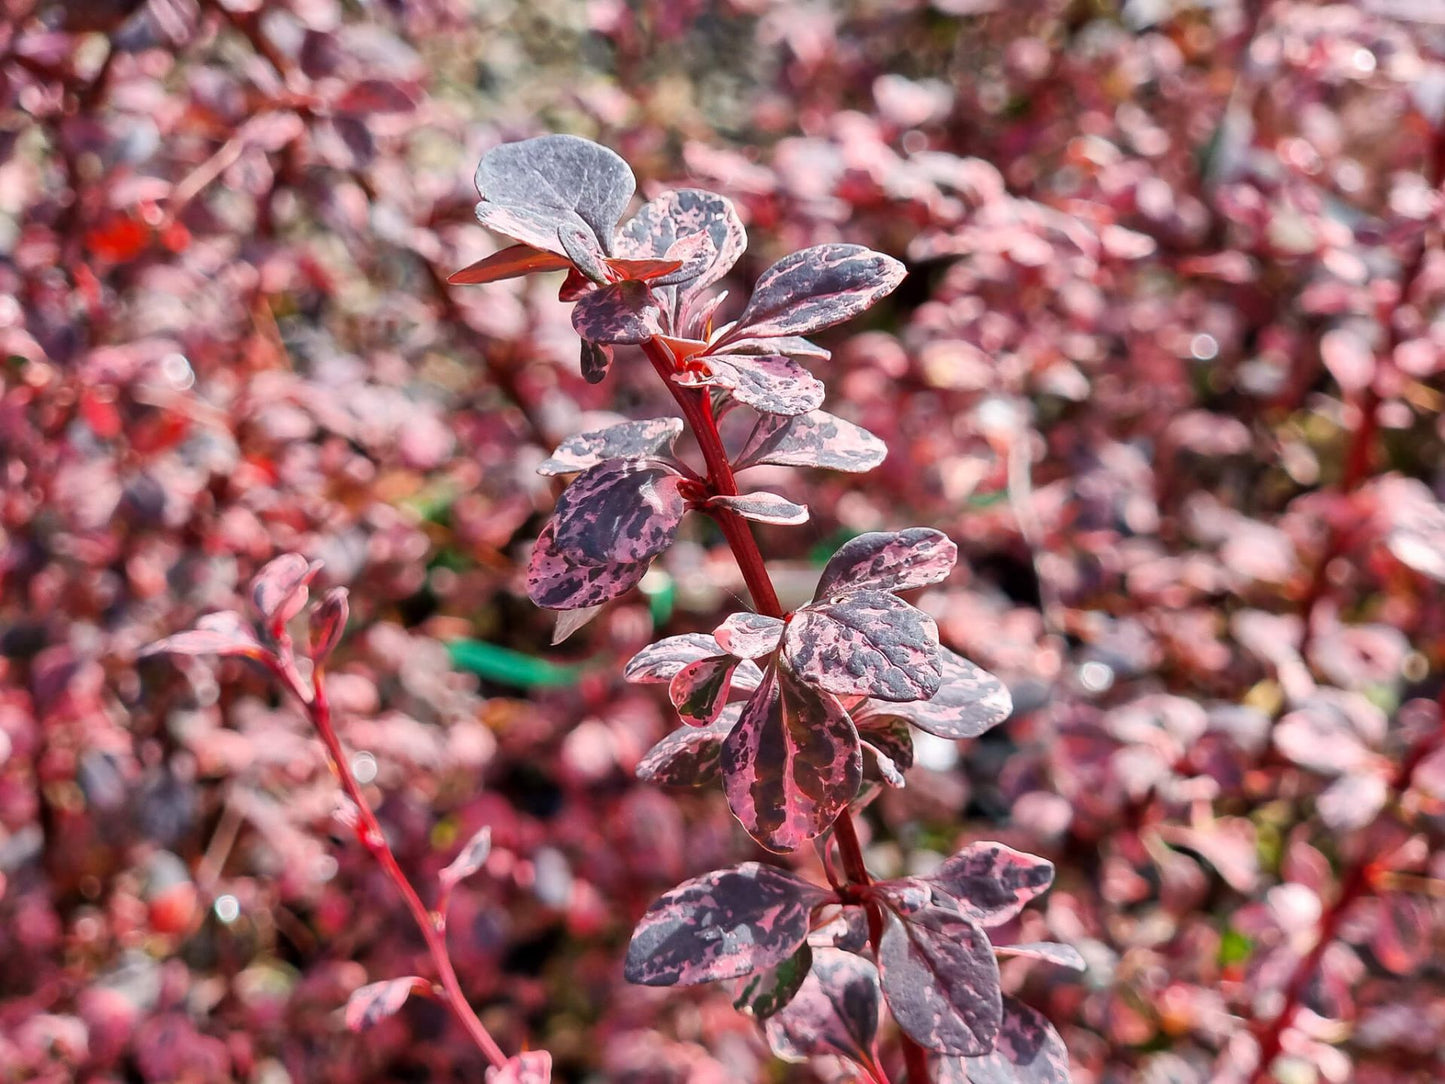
[713,612,785,659]
[487,1050,553,1084]
[473,135,634,267]
[707,491,809,525]
[856,649,1012,740]
[720,666,862,853]
[764,948,882,1069]
[333,78,417,115]
[625,634,725,682]
[251,553,322,627]
[676,354,825,417]
[538,418,685,476]
[924,843,1055,927]
[877,902,1003,1056]
[995,942,1086,971]
[734,942,813,1021]
[551,461,684,566]
[636,715,732,787]
[308,588,349,664]
[345,976,428,1032]
[580,340,613,384]
[783,591,941,702]
[935,998,1071,1084]
[141,611,266,660]
[526,521,649,610]
[815,528,957,599]
[617,188,746,295]
[571,280,665,345]
[439,826,492,890]
[719,243,905,343]
[734,410,887,473]
[670,655,743,725]
[623,862,830,986]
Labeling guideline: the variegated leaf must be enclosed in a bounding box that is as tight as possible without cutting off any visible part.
[924,843,1055,927]
[814,528,958,599]
[856,649,1012,740]
[623,862,830,986]
[995,942,1086,971]
[526,520,649,610]
[720,666,862,853]
[617,188,747,295]
[677,355,825,417]
[571,280,665,345]
[624,633,724,683]
[670,655,742,725]
[345,976,428,1032]
[859,714,914,787]
[713,612,785,659]
[878,903,1003,1056]
[538,418,685,476]
[734,942,812,1021]
[722,335,830,360]
[783,591,941,702]
[636,715,732,787]
[935,998,1071,1084]
[449,243,572,285]
[733,410,887,473]
[487,1050,553,1084]
[718,243,906,343]
[764,948,883,1069]
[141,610,267,660]
[579,339,612,383]
[552,461,684,566]
[707,492,809,525]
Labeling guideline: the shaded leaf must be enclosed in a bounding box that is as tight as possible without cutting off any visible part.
[734,410,887,474]
[935,998,1071,1084]
[720,243,906,342]
[526,521,649,610]
[623,862,829,985]
[439,826,492,890]
[538,418,684,476]
[708,491,809,525]
[995,942,1086,971]
[251,553,322,626]
[449,244,572,285]
[877,903,1002,1055]
[713,612,784,659]
[925,843,1055,927]
[720,666,862,853]
[488,1050,553,1084]
[345,976,428,1032]
[857,715,914,787]
[636,715,731,787]
[764,948,882,1068]
[735,942,813,1021]
[571,280,665,345]
[580,340,613,384]
[552,461,684,566]
[141,611,266,660]
[784,591,941,701]
[677,355,825,417]
[815,528,957,599]
[625,634,724,683]
[857,649,1012,740]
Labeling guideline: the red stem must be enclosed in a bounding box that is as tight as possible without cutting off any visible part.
[641,336,933,1083]
[271,656,508,1069]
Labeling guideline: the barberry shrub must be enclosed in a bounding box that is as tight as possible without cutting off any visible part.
[455,134,1077,1083]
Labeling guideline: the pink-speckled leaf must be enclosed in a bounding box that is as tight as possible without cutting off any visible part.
[925,843,1055,927]
[995,942,1086,971]
[251,553,322,626]
[677,355,825,417]
[623,862,830,986]
[624,633,724,683]
[487,1050,553,1084]
[552,461,684,566]
[449,243,573,285]
[856,649,1012,739]
[764,948,882,1069]
[713,612,784,659]
[526,520,649,610]
[618,189,747,294]
[935,998,1071,1084]
[473,135,634,267]
[708,491,809,525]
[636,714,732,787]
[718,243,905,343]
[670,655,743,725]
[141,610,267,660]
[734,410,887,473]
[571,280,665,345]
[539,418,685,476]
[815,528,958,599]
[579,340,613,384]
[345,976,428,1032]
[439,826,492,891]
[720,666,862,853]
[877,903,1002,1056]
[784,591,941,702]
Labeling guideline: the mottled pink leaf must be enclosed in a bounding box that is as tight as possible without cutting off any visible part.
[676,354,825,416]
[734,410,887,473]
[877,902,1002,1055]
[449,244,572,285]
[345,976,428,1032]
[924,843,1055,927]
[719,243,906,342]
[707,491,809,525]
[141,611,266,660]
[439,826,492,891]
[636,715,732,787]
[551,461,684,566]
[571,280,665,345]
[764,948,882,1069]
[815,528,957,598]
[625,633,725,682]
[856,649,1012,739]
[783,591,941,701]
[995,942,1086,971]
[934,998,1070,1084]
[720,666,862,853]
[538,418,685,476]
[623,862,830,985]
[251,553,322,626]
[487,1050,552,1084]
[670,655,743,725]
[713,612,784,659]
[857,714,914,787]
[526,521,649,610]
[617,188,746,295]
